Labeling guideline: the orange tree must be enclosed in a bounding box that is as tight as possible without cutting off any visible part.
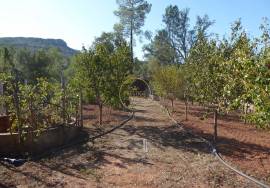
[73,32,132,125]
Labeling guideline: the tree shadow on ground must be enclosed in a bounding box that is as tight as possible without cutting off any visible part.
[182,123,270,158]
[110,113,130,120]
[0,139,153,187]
[0,161,59,187]
[1,102,269,187]
[121,113,270,160]
[122,124,210,154]
[37,142,153,178]
[133,116,161,123]
[0,115,157,185]
[162,102,270,159]
[0,182,10,188]
[83,114,96,120]
[83,106,95,110]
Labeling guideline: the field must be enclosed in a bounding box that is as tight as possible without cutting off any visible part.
[161,99,270,184]
[1,0,270,187]
[0,97,265,187]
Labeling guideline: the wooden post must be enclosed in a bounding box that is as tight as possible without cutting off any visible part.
[184,93,188,121]
[171,99,174,113]
[61,72,66,125]
[13,70,22,143]
[0,82,4,115]
[213,108,218,147]
[244,103,248,124]
[99,102,103,126]
[79,90,83,127]
[185,99,188,121]
[0,83,8,115]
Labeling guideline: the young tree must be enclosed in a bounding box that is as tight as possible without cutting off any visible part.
[74,32,132,125]
[241,18,270,128]
[152,65,184,112]
[114,0,152,63]
[0,47,23,140]
[251,46,270,128]
[220,20,255,114]
[186,32,224,107]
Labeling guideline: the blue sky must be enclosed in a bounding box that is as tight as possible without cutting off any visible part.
[0,0,269,59]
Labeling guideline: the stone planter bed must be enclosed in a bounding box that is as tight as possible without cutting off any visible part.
[0,126,86,157]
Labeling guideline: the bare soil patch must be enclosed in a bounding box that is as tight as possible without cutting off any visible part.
[160,99,270,184]
[0,98,261,187]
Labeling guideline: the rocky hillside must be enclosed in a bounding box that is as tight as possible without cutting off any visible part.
[0,37,78,57]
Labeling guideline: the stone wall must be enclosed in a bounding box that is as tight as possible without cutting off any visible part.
[0,126,86,157]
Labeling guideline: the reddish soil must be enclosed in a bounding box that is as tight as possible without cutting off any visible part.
[0,98,266,187]
[83,104,130,127]
[160,99,270,183]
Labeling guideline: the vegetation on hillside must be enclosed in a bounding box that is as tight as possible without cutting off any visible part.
[0,37,78,57]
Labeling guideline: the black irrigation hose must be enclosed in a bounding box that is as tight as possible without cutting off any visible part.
[30,110,135,160]
[213,150,269,188]
[0,83,136,165]
[89,110,135,140]
[3,97,268,187]
[0,158,27,167]
[156,101,270,188]
[0,110,135,165]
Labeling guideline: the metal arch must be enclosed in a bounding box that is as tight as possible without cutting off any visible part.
[119,77,153,111]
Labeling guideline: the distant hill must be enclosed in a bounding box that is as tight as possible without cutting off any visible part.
[0,37,78,57]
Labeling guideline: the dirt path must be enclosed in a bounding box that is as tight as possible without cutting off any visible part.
[0,98,260,187]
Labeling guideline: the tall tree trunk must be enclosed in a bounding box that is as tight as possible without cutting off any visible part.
[130,20,134,64]
[130,32,133,63]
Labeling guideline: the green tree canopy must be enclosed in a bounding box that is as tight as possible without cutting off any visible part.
[73,32,132,125]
